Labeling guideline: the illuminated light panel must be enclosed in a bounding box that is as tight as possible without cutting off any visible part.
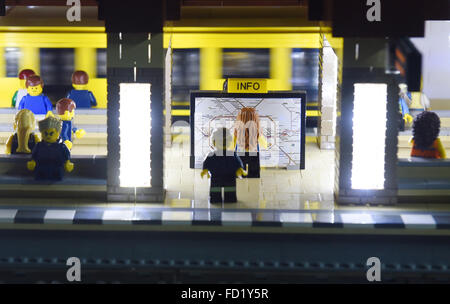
[351,83,387,190]
[119,83,151,187]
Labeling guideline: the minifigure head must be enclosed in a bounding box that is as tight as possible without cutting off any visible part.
[14,109,35,154]
[412,111,441,149]
[38,116,62,143]
[399,83,408,94]
[234,107,261,151]
[212,127,233,151]
[18,69,35,89]
[72,70,89,90]
[56,98,76,121]
[26,75,43,96]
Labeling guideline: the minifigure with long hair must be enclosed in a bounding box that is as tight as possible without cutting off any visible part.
[233,107,268,178]
[410,111,446,159]
[5,109,40,154]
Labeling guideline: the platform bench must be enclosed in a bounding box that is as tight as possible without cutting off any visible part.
[397,157,450,203]
[0,154,106,199]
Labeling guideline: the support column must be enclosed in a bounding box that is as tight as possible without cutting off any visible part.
[270,48,292,91]
[20,47,40,75]
[75,48,96,77]
[318,39,338,150]
[336,38,398,205]
[200,48,222,90]
[106,32,165,202]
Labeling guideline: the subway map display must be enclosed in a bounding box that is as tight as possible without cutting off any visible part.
[190,92,306,170]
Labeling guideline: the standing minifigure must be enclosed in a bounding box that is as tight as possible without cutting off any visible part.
[201,127,246,203]
[398,83,414,131]
[56,98,86,150]
[27,116,74,181]
[66,70,97,108]
[410,111,446,159]
[5,109,40,154]
[18,75,53,116]
[11,69,35,108]
[233,107,268,178]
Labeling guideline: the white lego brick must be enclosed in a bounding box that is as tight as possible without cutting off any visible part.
[0,209,18,223]
[321,106,335,120]
[44,210,76,224]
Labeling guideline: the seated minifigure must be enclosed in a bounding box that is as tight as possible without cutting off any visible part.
[233,107,268,178]
[5,109,40,155]
[399,83,414,131]
[27,116,74,181]
[66,70,97,108]
[18,75,53,116]
[201,127,247,203]
[11,69,35,108]
[56,98,86,150]
[410,111,446,159]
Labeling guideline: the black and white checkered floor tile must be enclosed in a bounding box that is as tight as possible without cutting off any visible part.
[1,207,449,230]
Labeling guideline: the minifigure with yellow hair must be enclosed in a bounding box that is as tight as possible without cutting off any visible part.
[27,116,74,181]
[5,109,40,154]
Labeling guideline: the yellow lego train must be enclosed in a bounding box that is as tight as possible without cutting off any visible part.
[0,26,321,126]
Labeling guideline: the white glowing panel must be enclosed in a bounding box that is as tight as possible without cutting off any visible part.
[119,83,151,187]
[352,83,387,190]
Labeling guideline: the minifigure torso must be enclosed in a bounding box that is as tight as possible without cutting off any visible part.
[203,151,243,184]
[32,141,71,180]
[60,120,76,142]
[18,94,53,115]
[67,89,97,108]
[10,133,37,154]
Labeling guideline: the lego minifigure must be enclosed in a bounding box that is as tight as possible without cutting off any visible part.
[233,107,268,178]
[27,116,74,181]
[66,70,97,108]
[56,98,86,150]
[201,127,246,203]
[5,109,40,155]
[11,69,35,108]
[18,75,53,116]
[410,111,446,159]
[399,83,413,131]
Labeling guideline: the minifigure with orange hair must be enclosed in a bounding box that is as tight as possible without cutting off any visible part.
[12,69,35,108]
[66,70,97,108]
[5,109,40,155]
[233,107,268,178]
[55,98,86,150]
[18,75,53,116]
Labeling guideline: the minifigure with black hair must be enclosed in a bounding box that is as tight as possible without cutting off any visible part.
[201,127,247,203]
[410,111,446,159]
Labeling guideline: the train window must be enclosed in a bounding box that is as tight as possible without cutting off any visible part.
[40,48,74,104]
[97,48,107,78]
[292,48,319,102]
[5,47,21,78]
[222,48,270,79]
[172,49,199,102]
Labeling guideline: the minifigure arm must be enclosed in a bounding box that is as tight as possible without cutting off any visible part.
[27,160,36,171]
[235,167,248,178]
[18,98,24,110]
[89,91,97,107]
[44,96,53,113]
[5,135,13,154]
[12,91,17,108]
[436,138,447,159]
[64,140,73,150]
[200,169,210,179]
[74,128,86,139]
[64,160,74,172]
[258,134,268,149]
[34,134,41,143]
